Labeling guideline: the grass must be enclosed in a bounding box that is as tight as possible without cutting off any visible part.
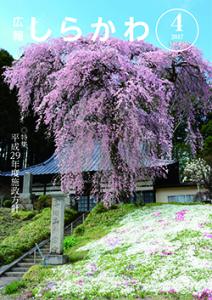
[0,208,34,241]
[0,208,78,265]
[4,280,27,295]
[0,208,51,265]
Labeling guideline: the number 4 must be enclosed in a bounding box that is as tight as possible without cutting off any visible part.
[171,13,183,32]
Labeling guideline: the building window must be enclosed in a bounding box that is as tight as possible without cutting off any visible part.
[89,196,97,210]
[143,191,155,203]
[134,191,155,204]
[78,196,89,212]
[78,195,97,212]
[168,194,194,203]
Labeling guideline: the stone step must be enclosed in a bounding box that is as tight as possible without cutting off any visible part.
[39,253,49,256]
[21,260,41,265]
[40,251,50,255]
[23,257,42,262]
[25,254,43,258]
[11,267,29,272]
[17,262,35,267]
[5,272,24,277]
[21,261,35,265]
[37,246,49,249]
[0,277,21,287]
[41,244,50,248]
[41,248,50,252]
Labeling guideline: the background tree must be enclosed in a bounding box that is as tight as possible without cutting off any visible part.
[173,111,212,179]
[4,38,212,205]
[183,158,212,200]
[0,50,20,170]
[0,49,54,171]
[201,112,212,160]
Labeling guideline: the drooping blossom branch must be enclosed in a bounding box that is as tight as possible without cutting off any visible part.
[4,38,212,205]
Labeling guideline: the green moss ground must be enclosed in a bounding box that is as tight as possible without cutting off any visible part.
[0,208,77,265]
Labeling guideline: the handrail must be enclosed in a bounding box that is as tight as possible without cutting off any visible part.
[35,243,45,260]
[34,243,47,266]
[64,213,87,234]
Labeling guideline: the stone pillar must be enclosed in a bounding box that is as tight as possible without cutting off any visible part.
[17,172,33,210]
[45,193,68,265]
[50,196,64,254]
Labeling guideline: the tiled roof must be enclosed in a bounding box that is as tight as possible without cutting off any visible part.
[0,154,59,176]
[0,150,175,177]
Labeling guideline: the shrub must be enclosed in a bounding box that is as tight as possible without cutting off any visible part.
[73,224,85,236]
[133,192,145,207]
[110,204,119,210]
[68,250,88,263]
[2,199,12,208]
[0,208,51,265]
[64,236,78,249]
[23,265,53,283]
[64,208,78,224]
[0,207,78,265]
[34,194,52,211]
[12,210,36,221]
[93,202,120,214]
[93,202,108,213]
[4,280,26,294]
[0,208,31,244]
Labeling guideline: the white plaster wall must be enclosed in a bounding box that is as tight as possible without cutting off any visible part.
[155,186,199,203]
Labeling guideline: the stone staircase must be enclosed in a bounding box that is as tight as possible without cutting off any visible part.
[3,245,48,278]
[0,213,87,288]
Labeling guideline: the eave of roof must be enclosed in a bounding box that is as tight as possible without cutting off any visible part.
[0,152,175,177]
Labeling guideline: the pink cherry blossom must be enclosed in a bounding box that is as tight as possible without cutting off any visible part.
[4,37,212,205]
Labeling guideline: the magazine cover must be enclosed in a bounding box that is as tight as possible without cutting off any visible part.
[0,0,211,299]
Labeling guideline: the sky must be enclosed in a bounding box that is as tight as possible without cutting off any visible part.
[0,0,211,61]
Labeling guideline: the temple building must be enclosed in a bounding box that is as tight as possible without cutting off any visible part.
[0,153,199,211]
